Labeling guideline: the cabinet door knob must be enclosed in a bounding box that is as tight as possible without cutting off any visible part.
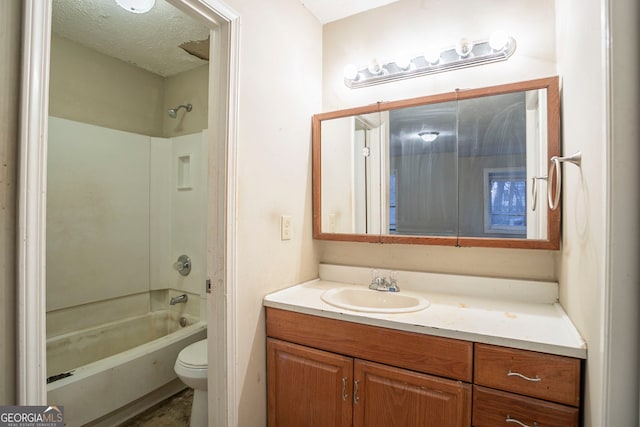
[507,370,541,382]
[506,415,539,427]
[353,380,360,404]
[341,377,348,401]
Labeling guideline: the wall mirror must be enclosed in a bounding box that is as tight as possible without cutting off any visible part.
[313,76,560,249]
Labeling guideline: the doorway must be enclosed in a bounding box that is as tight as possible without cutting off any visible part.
[17,0,239,425]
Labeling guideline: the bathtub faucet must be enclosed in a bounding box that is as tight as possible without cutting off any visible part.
[170,294,188,305]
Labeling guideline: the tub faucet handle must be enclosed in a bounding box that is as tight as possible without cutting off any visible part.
[174,254,191,276]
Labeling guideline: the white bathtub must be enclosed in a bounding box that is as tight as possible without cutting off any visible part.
[47,310,206,426]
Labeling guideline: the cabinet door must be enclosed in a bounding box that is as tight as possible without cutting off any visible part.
[353,359,471,427]
[267,338,353,427]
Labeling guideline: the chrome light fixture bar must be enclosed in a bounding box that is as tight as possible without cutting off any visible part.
[344,34,516,89]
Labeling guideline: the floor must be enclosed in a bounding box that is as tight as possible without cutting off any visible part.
[120,388,193,427]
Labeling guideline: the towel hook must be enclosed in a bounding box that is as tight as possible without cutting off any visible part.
[548,152,582,210]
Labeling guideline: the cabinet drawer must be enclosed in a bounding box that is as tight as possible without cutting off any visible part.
[474,344,581,406]
[267,308,473,381]
[473,385,578,427]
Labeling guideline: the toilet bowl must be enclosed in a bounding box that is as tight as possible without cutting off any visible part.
[174,339,208,427]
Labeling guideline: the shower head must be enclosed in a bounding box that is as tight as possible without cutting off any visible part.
[167,103,192,118]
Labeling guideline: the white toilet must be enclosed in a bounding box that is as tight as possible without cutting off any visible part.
[174,339,208,427]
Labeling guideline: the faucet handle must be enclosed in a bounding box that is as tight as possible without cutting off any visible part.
[370,269,381,284]
[388,270,398,283]
[174,254,191,276]
[369,269,384,289]
[388,271,400,292]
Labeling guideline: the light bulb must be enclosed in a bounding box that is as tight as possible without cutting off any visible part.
[116,0,156,13]
[425,48,441,64]
[395,55,413,70]
[489,31,509,51]
[455,38,474,57]
[343,64,359,81]
[367,59,383,75]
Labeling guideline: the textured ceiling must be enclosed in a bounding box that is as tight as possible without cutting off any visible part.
[51,0,209,77]
[51,0,394,77]
[299,0,399,23]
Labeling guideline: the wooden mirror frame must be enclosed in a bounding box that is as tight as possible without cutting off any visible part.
[312,76,560,250]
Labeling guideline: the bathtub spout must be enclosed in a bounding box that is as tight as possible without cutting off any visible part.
[170,294,188,305]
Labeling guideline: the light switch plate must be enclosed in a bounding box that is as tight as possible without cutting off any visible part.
[281,215,292,240]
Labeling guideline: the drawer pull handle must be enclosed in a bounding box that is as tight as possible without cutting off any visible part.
[341,377,348,401]
[507,370,541,382]
[506,416,538,427]
[353,380,360,404]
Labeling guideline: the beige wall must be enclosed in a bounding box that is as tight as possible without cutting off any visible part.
[49,34,209,138]
[557,0,640,425]
[163,64,209,137]
[323,0,556,111]
[556,0,607,425]
[49,35,166,137]
[224,0,322,425]
[320,0,558,279]
[606,0,640,423]
[0,0,20,406]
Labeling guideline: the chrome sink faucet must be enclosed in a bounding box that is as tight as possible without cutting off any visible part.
[369,270,400,292]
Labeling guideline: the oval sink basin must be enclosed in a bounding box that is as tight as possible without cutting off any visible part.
[321,287,430,314]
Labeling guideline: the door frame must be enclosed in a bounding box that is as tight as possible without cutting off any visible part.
[17,1,239,425]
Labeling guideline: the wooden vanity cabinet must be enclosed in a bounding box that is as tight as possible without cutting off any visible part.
[266,308,583,427]
[266,308,473,427]
[267,339,471,427]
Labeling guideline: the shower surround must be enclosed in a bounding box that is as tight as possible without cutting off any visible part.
[46,117,208,422]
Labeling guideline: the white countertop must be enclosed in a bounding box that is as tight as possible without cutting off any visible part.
[263,265,587,359]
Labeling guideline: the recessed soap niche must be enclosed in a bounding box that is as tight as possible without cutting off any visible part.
[177,153,193,190]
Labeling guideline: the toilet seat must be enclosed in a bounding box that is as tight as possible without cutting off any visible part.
[177,339,208,368]
[175,339,208,382]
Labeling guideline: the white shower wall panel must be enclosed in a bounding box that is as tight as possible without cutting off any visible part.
[149,137,173,291]
[170,131,207,296]
[47,117,151,311]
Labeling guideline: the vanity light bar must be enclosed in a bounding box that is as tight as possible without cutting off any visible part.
[344,35,516,89]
